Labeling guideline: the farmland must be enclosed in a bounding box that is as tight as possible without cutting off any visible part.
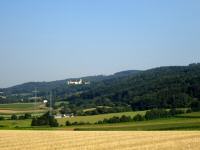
[0,103,47,115]
[0,131,200,150]
[59,111,146,124]
[0,111,200,131]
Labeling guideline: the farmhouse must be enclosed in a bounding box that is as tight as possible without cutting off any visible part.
[43,100,48,104]
[0,96,6,99]
[0,92,6,99]
[55,113,74,118]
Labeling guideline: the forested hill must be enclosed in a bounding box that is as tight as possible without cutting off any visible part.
[1,70,141,97]
[68,63,200,110]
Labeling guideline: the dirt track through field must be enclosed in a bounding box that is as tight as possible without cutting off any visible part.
[0,131,199,150]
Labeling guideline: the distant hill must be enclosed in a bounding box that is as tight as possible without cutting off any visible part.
[1,70,141,100]
[67,63,200,110]
[3,63,200,111]
[114,70,140,77]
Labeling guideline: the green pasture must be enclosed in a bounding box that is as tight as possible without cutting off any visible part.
[0,111,200,131]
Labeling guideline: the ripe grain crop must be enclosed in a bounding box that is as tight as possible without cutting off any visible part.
[0,131,199,150]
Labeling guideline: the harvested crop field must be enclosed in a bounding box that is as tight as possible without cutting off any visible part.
[0,131,200,150]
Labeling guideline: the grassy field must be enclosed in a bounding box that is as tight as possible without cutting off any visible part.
[0,111,145,129]
[0,112,200,131]
[58,111,146,124]
[0,131,199,150]
[0,103,36,110]
[74,117,200,131]
[0,103,47,115]
[72,112,200,131]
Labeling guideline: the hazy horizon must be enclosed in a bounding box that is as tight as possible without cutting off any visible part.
[1,0,200,88]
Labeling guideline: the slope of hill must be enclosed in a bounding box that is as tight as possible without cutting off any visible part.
[67,63,200,110]
[2,63,200,111]
[1,70,141,101]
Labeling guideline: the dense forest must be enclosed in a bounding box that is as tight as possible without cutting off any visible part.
[0,70,140,102]
[66,63,200,112]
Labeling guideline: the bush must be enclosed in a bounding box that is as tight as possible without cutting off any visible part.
[186,109,192,113]
[31,112,59,127]
[18,115,25,120]
[66,121,71,126]
[0,116,5,121]
[169,109,185,116]
[11,114,17,120]
[107,116,121,123]
[24,113,32,119]
[120,115,132,122]
[96,120,103,124]
[133,114,144,121]
[190,100,200,112]
[145,109,169,120]
[31,118,37,126]
[49,116,59,127]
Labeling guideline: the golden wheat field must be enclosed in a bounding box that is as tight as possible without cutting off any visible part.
[0,131,200,150]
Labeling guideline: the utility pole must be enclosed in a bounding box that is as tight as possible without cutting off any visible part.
[33,88,39,111]
[49,91,52,116]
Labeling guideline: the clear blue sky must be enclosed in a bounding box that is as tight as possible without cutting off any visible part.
[0,0,200,88]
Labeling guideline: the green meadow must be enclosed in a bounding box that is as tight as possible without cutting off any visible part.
[0,111,200,131]
[0,103,47,115]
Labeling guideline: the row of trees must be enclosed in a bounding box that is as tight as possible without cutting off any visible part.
[80,107,131,116]
[59,101,131,116]
[67,64,200,111]
[0,113,32,121]
[0,116,5,120]
[11,113,32,120]
[94,109,187,125]
[31,112,59,127]
[65,109,188,126]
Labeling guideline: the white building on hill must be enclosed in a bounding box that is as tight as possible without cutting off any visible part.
[67,79,83,85]
[67,79,90,85]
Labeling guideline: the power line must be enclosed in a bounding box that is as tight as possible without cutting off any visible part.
[49,91,52,116]
[33,88,39,112]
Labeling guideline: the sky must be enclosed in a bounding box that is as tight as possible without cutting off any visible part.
[0,0,200,88]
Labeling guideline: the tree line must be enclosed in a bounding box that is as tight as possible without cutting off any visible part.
[66,64,200,112]
[65,108,191,126]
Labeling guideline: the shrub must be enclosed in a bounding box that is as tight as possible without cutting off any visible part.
[186,109,192,113]
[96,120,103,124]
[107,116,121,123]
[66,121,71,126]
[24,113,32,119]
[49,116,59,127]
[169,109,185,116]
[11,114,17,120]
[0,116,5,121]
[133,114,144,121]
[31,118,37,126]
[18,115,25,120]
[31,112,59,127]
[190,100,200,112]
[120,115,132,122]
[145,109,169,120]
